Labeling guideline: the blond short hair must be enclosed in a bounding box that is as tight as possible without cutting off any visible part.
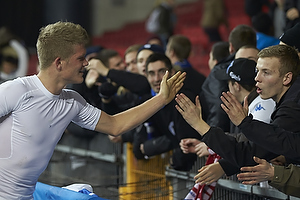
[36,21,89,69]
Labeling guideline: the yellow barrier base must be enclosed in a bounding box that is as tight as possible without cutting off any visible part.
[119,143,173,199]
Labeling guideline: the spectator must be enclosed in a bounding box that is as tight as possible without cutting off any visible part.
[91,44,165,144]
[0,21,185,199]
[175,45,300,186]
[135,53,202,171]
[124,44,142,74]
[108,44,142,144]
[137,44,165,76]
[165,34,206,97]
[201,24,257,132]
[208,41,230,70]
[180,57,275,184]
[232,23,300,197]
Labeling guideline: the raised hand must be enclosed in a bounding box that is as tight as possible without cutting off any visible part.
[159,71,186,105]
[85,68,101,88]
[175,94,210,136]
[220,91,248,126]
[86,59,109,77]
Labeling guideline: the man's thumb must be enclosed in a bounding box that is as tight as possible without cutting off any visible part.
[253,156,262,164]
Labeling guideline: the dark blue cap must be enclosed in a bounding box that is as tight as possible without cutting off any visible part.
[137,44,165,55]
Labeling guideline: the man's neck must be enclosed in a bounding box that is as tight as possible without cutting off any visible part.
[37,71,65,95]
[274,86,290,103]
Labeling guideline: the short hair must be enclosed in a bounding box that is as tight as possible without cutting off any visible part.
[145,53,173,72]
[228,24,257,52]
[168,35,191,61]
[95,49,119,68]
[258,45,300,83]
[37,21,89,70]
[124,44,142,57]
[211,41,230,63]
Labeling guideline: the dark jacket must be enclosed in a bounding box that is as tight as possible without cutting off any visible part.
[107,70,203,171]
[134,90,203,171]
[201,75,300,174]
[174,60,206,99]
[201,54,235,131]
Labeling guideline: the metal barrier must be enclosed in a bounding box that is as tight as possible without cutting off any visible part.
[42,133,300,200]
[166,156,300,200]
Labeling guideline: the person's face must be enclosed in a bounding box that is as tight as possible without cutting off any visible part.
[137,49,153,76]
[61,45,88,84]
[125,51,138,74]
[108,55,126,71]
[146,60,168,93]
[255,57,286,102]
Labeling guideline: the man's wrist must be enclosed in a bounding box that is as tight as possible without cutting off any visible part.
[197,121,210,136]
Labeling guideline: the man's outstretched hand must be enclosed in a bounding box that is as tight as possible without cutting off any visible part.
[159,71,186,105]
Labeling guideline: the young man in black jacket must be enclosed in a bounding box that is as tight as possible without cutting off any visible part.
[175,44,300,182]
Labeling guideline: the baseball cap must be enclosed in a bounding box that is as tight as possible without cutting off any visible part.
[216,58,257,86]
[137,44,165,55]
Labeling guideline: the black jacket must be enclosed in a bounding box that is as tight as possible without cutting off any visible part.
[201,54,235,132]
[133,90,202,171]
[202,75,300,174]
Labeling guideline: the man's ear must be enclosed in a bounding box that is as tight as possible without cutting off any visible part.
[169,48,176,58]
[54,57,62,71]
[229,42,235,54]
[283,72,293,86]
[233,81,241,91]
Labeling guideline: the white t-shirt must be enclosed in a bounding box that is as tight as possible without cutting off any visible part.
[248,95,276,123]
[0,75,101,200]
